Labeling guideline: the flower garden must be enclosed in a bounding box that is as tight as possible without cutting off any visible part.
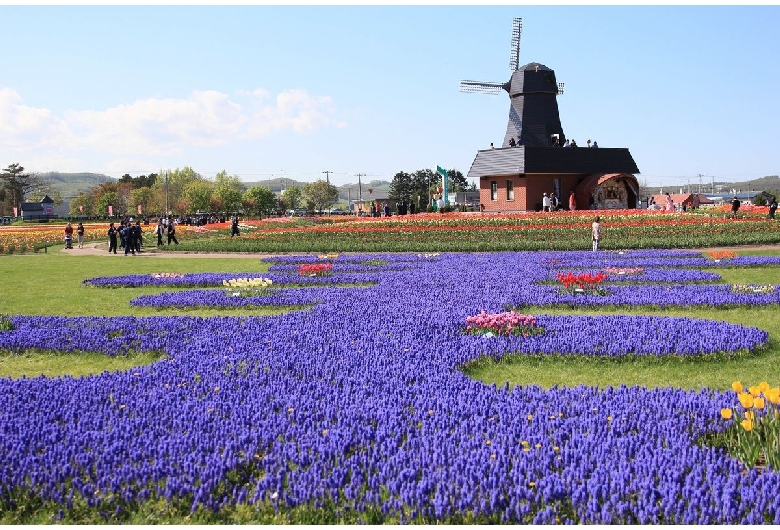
[2,248,780,523]
[2,208,780,254]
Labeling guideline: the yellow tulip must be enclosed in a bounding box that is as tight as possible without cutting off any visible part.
[766,388,780,404]
[720,408,733,420]
[745,410,755,421]
[749,385,762,398]
[759,381,771,393]
[732,381,744,393]
[738,392,754,409]
[754,397,766,410]
[741,419,754,432]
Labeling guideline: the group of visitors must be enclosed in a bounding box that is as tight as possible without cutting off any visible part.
[541,190,580,212]
[552,138,599,148]
[105,217,178,255]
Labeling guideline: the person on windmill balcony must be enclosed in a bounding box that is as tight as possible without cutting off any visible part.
[509,137,517,147]
[563,139,570,148]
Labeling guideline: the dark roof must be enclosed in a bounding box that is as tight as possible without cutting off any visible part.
[41,195,54,203]
[468,146,640,178]
[20,202,44,212]
[520,62,552,72]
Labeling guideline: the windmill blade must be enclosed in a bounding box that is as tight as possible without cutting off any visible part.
[459,80,505,94]
[509,17,523,71]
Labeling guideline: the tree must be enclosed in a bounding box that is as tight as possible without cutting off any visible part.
[1,163,45,212]
[243,186,278,218]
[213,170,245,214]
[389,171,413,205]
[120,173,158,189]
[303,180,340,213]
[410,168,437,210]
[154,167,204,214]
[282,186,303,211]
[96,191,118,218]
[130,187,162,216]
[70,192,95,217]
[446,169,468,192]
[182,180,214,213]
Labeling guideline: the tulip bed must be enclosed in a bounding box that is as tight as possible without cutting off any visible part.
[164,210,780,253]
[1,249,780,523]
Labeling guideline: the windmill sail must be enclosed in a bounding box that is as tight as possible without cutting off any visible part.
[509,18,522,71]
[459,80,506,94]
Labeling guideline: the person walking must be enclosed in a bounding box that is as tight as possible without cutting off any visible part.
[568,191,577,211]
[64,223,74,249]
[730,196,741,219]
[124,222,136,256]
[230,215,240,237]
[155,220,164,246]
[592,215,602,252]
[167,221,179,245]
[133,221,143,253]
[769,198,778,220]
[107,222,118,254]
[76,222,85,248]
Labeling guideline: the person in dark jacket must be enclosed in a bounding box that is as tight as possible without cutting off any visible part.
[167,221,179,245]
[107,222,118,254]
[730,197,741,219]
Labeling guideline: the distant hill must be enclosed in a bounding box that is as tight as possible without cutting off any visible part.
[643,175,779,197]
[36,172,115,215]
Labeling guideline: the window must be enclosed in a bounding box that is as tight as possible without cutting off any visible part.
[491,181,498,201]
[506,179,514,200]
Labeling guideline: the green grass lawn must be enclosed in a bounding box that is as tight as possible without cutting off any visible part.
[1,248,779,389]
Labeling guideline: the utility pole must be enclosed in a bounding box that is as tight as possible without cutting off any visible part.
[355,173,365,201]
[322,170,332,184]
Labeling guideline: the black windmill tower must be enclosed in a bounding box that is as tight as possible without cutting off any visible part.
[460,18,566,148]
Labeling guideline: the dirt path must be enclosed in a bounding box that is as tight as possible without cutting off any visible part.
[63,242,779,259]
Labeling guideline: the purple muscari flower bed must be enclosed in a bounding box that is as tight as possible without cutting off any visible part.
[129,287,345,309]
[546,268,722,283]
[512,283,780,308]
[1,250,780,523]
[83,272,382,288]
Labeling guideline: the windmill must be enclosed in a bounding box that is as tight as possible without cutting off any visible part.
[460,17,567,148]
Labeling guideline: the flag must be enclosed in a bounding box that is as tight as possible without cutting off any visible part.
[79,205,83,213]
[108,205,113,216]
[12,207,17,217]
[138,204,142,214]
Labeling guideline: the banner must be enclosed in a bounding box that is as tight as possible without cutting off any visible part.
[108,205,113,216]
[12,207,17,217]
[79,205,83,213]
[137,204,142,214]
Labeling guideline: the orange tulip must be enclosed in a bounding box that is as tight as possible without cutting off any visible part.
[720,408,733,420]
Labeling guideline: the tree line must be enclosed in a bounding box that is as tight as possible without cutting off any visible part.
[1,162,475,220]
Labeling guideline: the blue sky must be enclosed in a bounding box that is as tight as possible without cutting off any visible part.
[1,5,778,188]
